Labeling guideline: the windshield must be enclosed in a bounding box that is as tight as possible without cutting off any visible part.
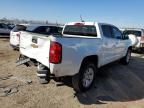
[12,25,27,32]
[63,25,97,37]
[26,26,62,35]
[123,30,142,37]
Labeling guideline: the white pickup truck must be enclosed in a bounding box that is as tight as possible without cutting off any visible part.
[18,22,132,92]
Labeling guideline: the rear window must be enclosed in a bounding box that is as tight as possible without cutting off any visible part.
[63,25,97,37]
[12,25,26,32]
[26,26,62,35]
[123,30,142,37]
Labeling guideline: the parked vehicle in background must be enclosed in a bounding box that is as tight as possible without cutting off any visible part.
[18,21,132,92]
[25,24,63,35]
[10,24,28,50]
[10,24,63,50]
[7,24,15,30]
[0,23,11,36]
[122,28,144,51]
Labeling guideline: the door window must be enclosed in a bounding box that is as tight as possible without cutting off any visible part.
[101,25,113,38]
[0,24,4,29]
[112,27,122,39]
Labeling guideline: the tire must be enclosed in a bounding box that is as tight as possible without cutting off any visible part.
[121,49,131,65]
[72,62,97,92]
[37,63,50,84]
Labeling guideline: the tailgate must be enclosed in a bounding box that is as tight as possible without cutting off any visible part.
[20,31,51,67]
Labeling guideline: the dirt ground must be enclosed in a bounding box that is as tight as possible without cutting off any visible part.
[0,37,144,108]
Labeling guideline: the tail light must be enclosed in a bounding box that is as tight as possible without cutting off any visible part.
[16,32,21,42]
[74,23,84,26]
[49,41,62,64]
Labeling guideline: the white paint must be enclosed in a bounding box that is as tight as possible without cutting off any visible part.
[20,22,132,77]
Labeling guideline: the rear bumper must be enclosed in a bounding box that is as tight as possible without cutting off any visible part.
[20,48,78,77]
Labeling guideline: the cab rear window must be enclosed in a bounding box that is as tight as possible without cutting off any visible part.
[63,25,97,37]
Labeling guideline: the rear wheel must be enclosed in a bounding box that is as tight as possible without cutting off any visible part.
[72,62,97,92]
[121,49,131,65]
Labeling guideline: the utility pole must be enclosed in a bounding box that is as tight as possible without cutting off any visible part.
[80,15,84,22]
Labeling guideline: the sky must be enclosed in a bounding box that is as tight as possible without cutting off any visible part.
[0,0,144,28]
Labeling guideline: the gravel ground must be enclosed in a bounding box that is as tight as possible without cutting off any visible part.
[0,37,144,108]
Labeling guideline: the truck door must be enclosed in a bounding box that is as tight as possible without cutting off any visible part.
[101,25,117,65]
[111,26,125,58]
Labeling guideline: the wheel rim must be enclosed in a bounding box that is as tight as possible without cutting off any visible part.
[126,50,131,63]
[82,67,94,88]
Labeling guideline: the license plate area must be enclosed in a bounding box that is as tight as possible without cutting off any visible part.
[31,44,38,48]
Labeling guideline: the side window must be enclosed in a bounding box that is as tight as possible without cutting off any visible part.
[112,27,122,39]
[0,24,2,28]
[13,25,26,32]
[33,26,60,35]
[47,27,61,34]
[34,26,47,34]
[2,24,8,29]
[3,24,8,29]
[0,24,4,29]
[101,25,113,38]
[58,27,63,34]
[50,27,59,34]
